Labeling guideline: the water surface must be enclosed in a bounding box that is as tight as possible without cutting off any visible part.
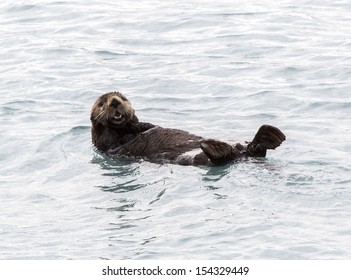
[0,0,350,259]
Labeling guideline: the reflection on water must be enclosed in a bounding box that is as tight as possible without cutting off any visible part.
[149,188,167,205]
[202,163,232,181]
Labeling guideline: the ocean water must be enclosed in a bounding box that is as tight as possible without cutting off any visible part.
[0,0,350,260]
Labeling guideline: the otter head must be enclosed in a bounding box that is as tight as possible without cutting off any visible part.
[90,92,138,129]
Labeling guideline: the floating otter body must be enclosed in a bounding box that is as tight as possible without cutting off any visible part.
[91,92,286,166]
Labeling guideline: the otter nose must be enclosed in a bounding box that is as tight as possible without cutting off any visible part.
[109,98,120,108]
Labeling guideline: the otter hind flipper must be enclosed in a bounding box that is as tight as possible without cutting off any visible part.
[200,139,238,165]
[247,125,286,157]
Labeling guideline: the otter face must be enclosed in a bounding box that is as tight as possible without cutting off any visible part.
[90,92,138,128]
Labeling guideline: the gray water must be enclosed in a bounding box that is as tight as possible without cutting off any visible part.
[0,0,350,259]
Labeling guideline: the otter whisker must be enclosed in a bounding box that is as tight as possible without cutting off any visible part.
[95,110,107,123]
[120,106,133,120]
[94,110,104,121]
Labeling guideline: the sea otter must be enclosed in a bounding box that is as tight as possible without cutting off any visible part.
[90,92,286,166]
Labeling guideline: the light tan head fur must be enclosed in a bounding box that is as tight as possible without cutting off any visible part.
[90,92,138,128]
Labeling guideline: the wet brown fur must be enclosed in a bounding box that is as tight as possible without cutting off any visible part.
[91,92,286,166]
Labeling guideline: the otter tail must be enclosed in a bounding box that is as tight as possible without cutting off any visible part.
[246,125,286,157]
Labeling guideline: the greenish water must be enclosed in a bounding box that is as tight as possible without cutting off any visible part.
[0,0,350,259]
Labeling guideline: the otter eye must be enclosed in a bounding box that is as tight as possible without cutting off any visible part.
[98,101,104,107]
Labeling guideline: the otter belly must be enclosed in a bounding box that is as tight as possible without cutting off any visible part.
[107,126,206,164]
[176,148,210,165]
